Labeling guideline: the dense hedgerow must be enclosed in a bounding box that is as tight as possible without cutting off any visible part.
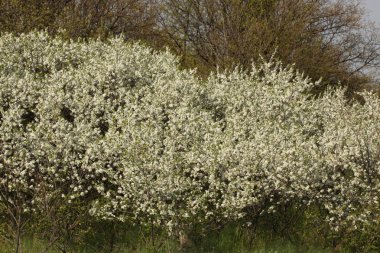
[0,32,380,245]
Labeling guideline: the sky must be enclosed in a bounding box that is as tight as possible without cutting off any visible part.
[361,0,380,81]
[362,0,380,26]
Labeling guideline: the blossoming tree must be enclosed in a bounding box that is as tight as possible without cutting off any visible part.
[0,32,379,251]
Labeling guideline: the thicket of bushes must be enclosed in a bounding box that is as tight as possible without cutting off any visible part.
[1,32,380,252]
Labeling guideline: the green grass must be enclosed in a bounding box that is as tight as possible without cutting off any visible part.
[0,226,338,253]
[0,240,331,253]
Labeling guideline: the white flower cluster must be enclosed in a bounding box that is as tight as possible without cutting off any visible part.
[0,32,379,233]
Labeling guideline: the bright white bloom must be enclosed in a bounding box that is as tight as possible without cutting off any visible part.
[0,32,379,234]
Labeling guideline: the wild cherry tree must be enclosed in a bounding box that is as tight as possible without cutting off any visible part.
[0,32,379,251]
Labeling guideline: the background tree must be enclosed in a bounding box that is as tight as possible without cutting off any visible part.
[157,0,380,95]
[0,0,159,40]
[0,0,379,93]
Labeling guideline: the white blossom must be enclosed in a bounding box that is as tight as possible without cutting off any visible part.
[0,31,379,233]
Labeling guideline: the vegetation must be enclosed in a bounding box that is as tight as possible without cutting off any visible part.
[0,223,347,252]
[1,32,380,252]
[159,0,380,84]
[0,1,379,92]
[0,1,379,253]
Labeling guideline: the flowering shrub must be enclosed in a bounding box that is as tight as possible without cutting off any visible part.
[0,32,379,241]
